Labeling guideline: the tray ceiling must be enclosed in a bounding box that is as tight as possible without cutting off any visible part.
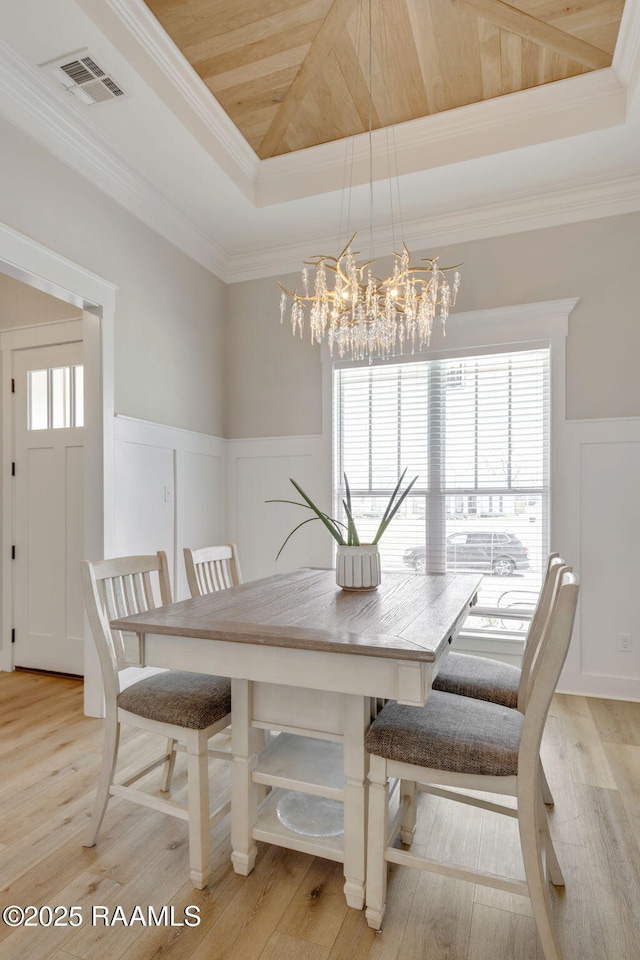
[143,0,624,159]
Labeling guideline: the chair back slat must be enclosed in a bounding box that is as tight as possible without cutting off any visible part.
[201,561,215,595]
[123,574,138,615]
[184,544,242,598]
[97,577,125,666]
[207,561,219,592]
[142,571,155,609]
[132,572,146,613]
[524,567,571,711]
[519,571,579,776]
[112,576,128,619]
[522,553,559,664]
[82,552,173,702]
[517,556,569,711]
[219,561,233,590]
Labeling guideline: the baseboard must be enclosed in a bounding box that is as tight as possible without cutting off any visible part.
[556,671,640,702]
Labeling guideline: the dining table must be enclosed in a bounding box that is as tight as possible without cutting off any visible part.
[111,567,481,909]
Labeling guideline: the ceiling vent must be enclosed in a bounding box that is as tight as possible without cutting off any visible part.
[41,49,127,106]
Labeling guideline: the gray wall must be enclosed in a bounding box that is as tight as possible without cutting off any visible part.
[226,212,640,437]
[0,275,81,328]
[225,278,322,438]
[0,116,227,437]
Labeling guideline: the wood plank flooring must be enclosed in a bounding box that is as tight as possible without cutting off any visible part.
[1,671,639,960]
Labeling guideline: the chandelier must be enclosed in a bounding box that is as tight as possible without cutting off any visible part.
[278,0,463,362]
[279,235,461,360]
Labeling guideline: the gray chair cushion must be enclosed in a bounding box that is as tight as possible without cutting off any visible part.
[118,671,231,730]
[432,652,520,709]
[365,691,523,777]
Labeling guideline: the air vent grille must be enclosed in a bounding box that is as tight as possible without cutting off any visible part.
[41,49,127,107]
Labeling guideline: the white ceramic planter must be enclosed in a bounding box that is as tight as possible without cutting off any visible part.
[336,544,381,591]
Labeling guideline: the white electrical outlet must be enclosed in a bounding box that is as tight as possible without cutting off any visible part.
[619,633,632,653]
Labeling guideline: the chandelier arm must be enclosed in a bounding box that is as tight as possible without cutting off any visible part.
[338,231,359,261]
[329,262,352,287]
[304,255,340,265]
[419,259,464,271]
[278,283,319,302]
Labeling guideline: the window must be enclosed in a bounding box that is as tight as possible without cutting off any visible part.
[28,364,84,430]
[333,347,550,638]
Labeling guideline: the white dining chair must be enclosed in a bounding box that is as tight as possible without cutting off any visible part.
[184,543,242,598]
[82,551,232,889]
[364,569,579,960]
[432,553,565,803]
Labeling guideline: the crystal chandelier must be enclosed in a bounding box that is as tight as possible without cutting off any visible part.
[278,0,462,362]
[279,235,461,360]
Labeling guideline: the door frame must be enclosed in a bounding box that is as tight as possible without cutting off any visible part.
[0,220,116,717]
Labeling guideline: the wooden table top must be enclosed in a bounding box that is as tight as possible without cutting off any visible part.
[112,568,481,664]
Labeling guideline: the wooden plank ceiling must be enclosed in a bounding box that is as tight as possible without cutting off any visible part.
[144,0,624,159]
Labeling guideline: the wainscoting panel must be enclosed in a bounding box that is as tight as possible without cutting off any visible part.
[227,436,330,583]
[114,437,175,569]
[555,417,640,701]
[177,449,226,599]
[580,439,640,679]
[113,416,228,601]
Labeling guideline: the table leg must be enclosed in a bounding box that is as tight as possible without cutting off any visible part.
[231,678,263,876]
[342,693,371,910]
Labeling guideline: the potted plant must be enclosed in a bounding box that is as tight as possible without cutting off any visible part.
[268,469,418,590]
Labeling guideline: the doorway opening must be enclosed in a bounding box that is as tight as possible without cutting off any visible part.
[0,220,116,716]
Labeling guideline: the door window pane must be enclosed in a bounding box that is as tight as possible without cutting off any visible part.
[73,365,84,428]
[28,369,48,430]
[51,367,71,428]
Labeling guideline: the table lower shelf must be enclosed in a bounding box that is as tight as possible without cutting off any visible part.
[253,788,345,862]
[252,733,345,800]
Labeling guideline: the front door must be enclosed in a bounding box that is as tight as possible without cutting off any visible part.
[12,341,84,674]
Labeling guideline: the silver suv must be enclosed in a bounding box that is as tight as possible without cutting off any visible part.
[403,531,530,576]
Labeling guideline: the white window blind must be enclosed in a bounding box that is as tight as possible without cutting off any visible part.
[333,347,550,638]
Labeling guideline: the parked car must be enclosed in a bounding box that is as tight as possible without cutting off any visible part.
[403,531,530,576]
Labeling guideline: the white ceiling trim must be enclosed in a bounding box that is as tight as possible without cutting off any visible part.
[0,39,230,279]
[96,0,258,198]
[84,0,636,207]
[225,170,640,283]
[255,69,627,206]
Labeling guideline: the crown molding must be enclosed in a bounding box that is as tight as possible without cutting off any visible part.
[80,0,258,199]
[255,69,627,206]
[0,40,230,280]
[225,170,640,283]
[77,0,636,209]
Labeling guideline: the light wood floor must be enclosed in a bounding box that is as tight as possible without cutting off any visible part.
[1,671,639,960]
